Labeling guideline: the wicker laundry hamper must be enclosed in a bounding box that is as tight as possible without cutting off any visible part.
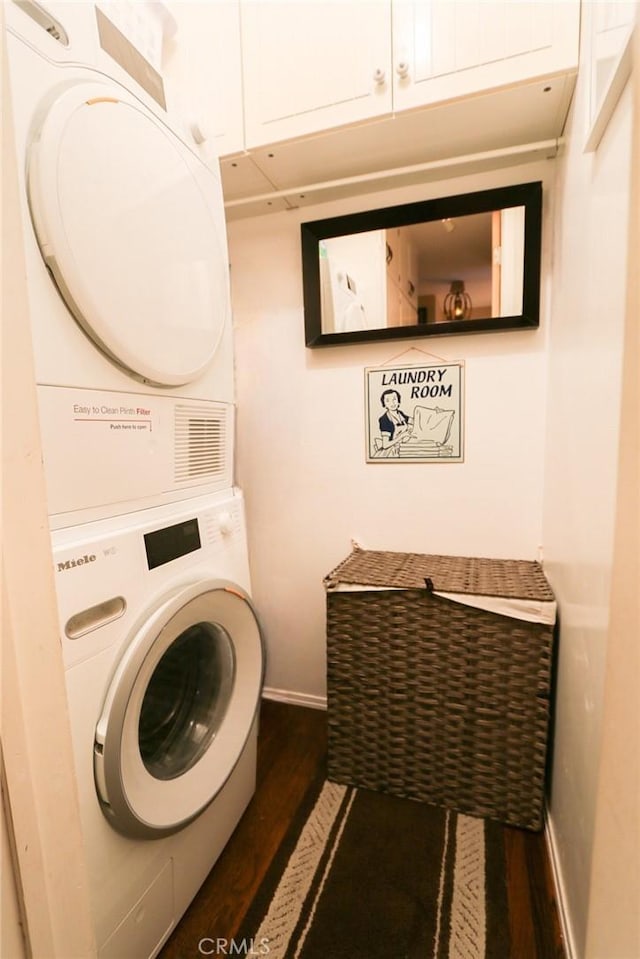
[324,547,556,830]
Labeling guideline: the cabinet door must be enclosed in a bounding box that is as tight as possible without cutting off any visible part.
[385,228,403,289]
[387,228,418,310]
[386,283,402,328]
[169,1,244,157]
[392,0,580,112]
[400,231,418,309]
[585,1,636,148]
[240,0,392,148]
[398,290,418,326]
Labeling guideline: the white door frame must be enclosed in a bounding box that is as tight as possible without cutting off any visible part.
[1,10,96,955]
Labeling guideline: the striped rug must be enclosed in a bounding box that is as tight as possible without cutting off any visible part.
[238,777,510,959]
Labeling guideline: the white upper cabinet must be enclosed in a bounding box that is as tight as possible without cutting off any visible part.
[240,0,393,149]
[168,1,244,157]
[392,1,581,111]
[584,1,636,150]
[239,0,579,152]
[205,0,245,156]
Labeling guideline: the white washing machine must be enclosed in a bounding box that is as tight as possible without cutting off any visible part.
[51,489,264,958]
[5,1,237,527]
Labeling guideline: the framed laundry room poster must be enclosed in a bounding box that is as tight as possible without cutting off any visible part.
[365,361,464,463]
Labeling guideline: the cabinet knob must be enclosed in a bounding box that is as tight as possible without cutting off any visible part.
[373,67,386,86]
[396,60,410,79]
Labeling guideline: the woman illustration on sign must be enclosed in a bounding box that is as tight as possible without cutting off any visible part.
[378,389,413,453]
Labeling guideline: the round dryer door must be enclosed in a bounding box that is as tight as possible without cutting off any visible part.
[27,81,229,386]
[94,580,264,838]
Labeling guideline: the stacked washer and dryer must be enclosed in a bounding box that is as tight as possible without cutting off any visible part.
[5,3,264,957]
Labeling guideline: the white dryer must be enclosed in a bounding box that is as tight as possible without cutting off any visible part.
[5,1,237,527]
[51,489,264,958]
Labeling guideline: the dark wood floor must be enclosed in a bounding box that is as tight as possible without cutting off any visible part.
[159,699,566,959]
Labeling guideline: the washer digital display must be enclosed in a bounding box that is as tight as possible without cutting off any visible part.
[144,519,201,570]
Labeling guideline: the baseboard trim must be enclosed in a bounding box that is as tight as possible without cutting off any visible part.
[545,811,577,959]
[262,686,327,710]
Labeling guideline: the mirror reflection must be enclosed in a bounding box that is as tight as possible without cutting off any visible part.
[302,182,542,347]
[319,207,525,335]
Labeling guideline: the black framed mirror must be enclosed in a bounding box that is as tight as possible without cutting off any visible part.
[302,182,542,348]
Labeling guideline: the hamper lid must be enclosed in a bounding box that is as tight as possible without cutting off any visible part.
[324,548,555,602]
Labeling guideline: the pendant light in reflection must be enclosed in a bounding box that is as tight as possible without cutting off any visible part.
[444,280,472,321]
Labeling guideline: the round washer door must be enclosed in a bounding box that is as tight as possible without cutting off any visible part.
[94,581,263,838]
[27,81,229,386]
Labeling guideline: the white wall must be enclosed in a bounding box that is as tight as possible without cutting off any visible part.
[584,30,640,948]
[229,160,554,703]
[584,29,640,946]
[542,9,634,957]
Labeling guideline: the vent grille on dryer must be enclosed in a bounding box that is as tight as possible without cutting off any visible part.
[174,404,229,484]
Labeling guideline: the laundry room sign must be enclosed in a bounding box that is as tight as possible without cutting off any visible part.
[365,361,464,463]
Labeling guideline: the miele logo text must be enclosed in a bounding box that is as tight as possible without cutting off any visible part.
[57,554,97,572]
